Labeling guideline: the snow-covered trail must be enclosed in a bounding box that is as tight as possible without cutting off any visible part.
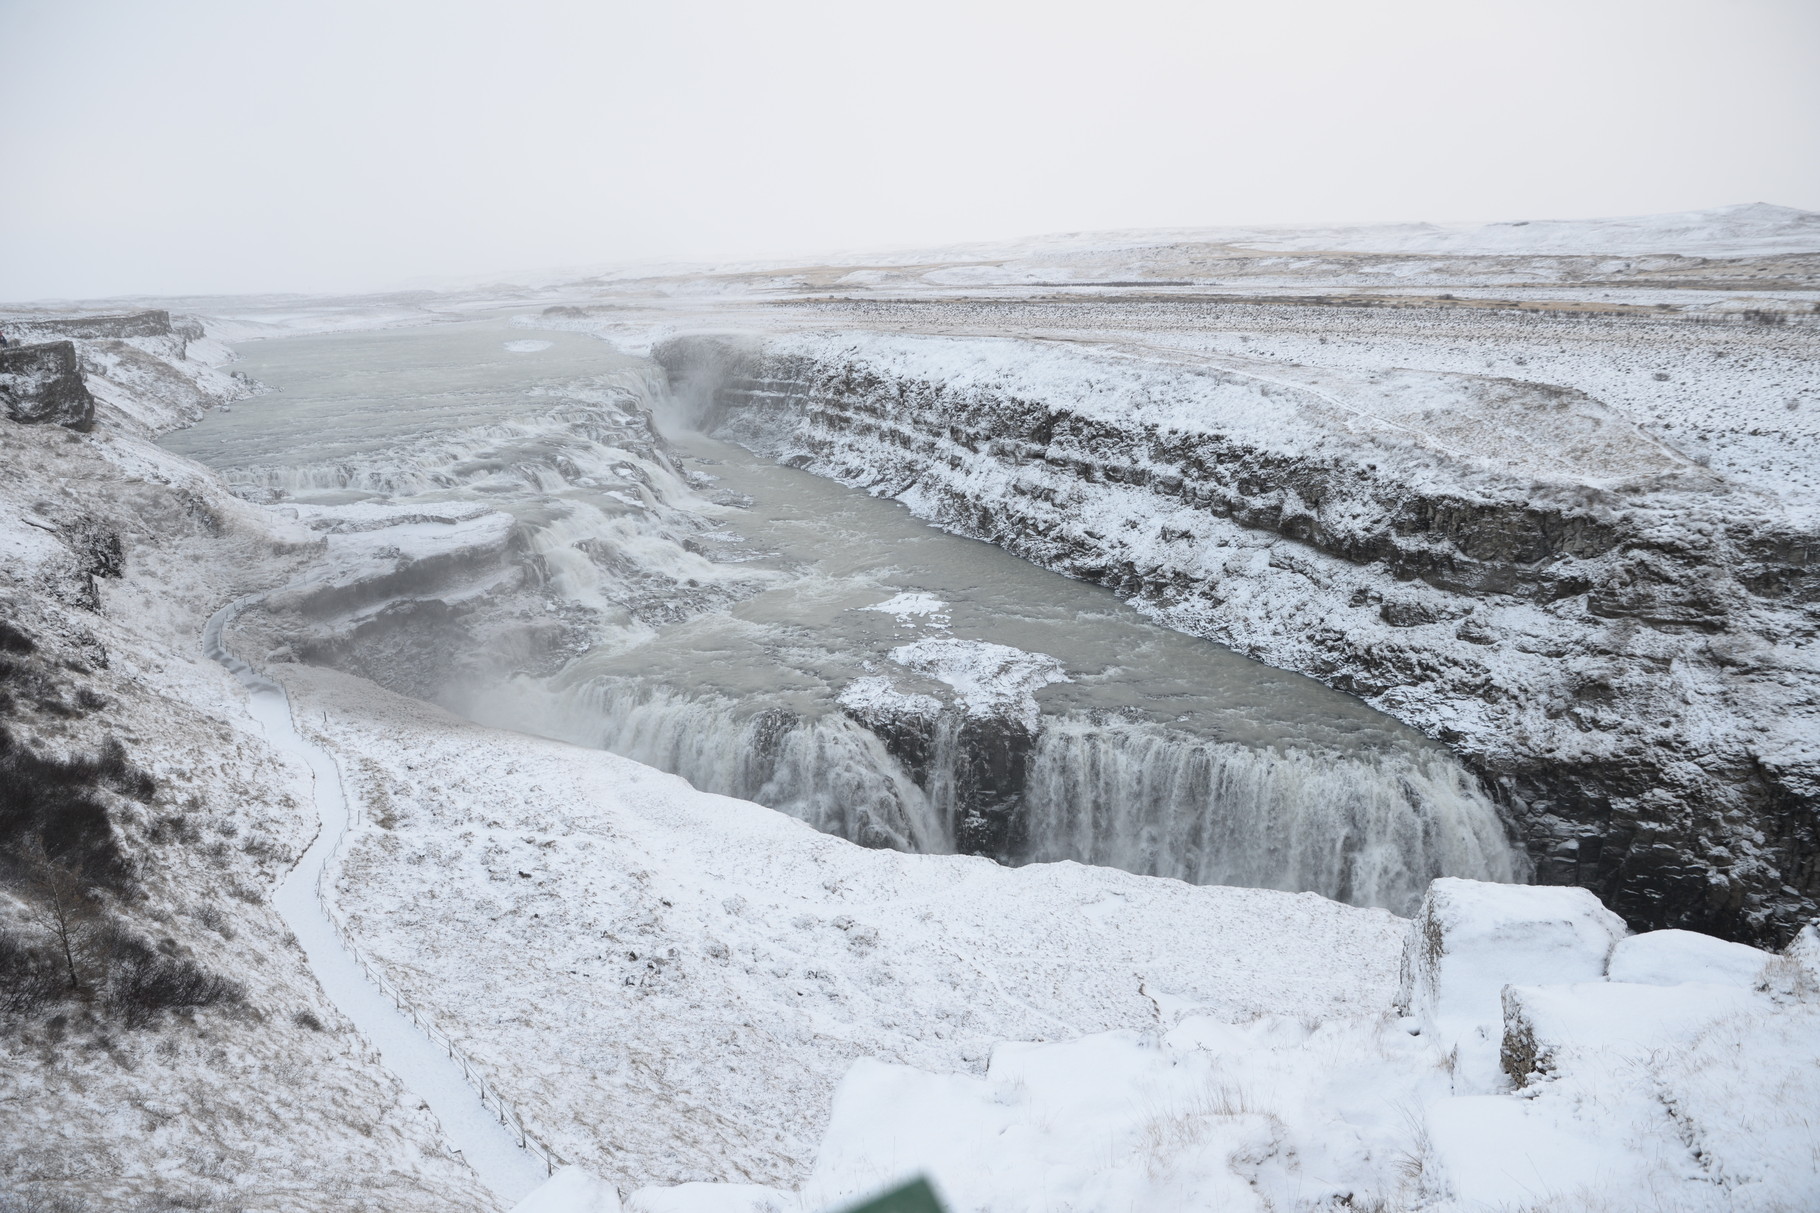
[202,602,551,1207]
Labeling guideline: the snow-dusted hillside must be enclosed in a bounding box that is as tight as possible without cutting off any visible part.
[0,332,496,1211]
[937,201,1820,260]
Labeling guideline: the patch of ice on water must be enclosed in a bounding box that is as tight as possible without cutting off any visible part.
[504,339,555,353]
[860,591,950,627]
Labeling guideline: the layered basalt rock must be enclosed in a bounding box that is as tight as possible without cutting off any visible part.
[657,333,1820,945]
[1,341,96,430]
[836,688,1035,859]
[8,309,178,342]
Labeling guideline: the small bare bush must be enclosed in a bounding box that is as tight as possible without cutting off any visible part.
[0,925,62,1015]
[104,948,243,1029]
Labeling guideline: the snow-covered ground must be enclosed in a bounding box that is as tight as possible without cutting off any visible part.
[275,661,1402,1190]
[206,603,554,1202]
[6,204,1820,1210]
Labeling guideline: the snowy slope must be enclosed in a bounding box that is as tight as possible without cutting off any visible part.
[742,203,1820,278]
[620,879,1820,1213]
[273,661,1406,1191]
[0,357,497,1211]
[1224,202,1820,258]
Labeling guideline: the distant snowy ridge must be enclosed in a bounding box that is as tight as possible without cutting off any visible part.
[796,202,1820,270]
[1230,201,1820,258]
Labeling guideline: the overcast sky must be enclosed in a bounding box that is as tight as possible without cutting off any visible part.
[4,0,1817,301]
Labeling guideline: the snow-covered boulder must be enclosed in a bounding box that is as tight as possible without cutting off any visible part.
[1498,980,1761,1086]
[1787,921,1820,977]
[1606,928,1772,988]
[510,1166,623,1213]
[1763,921,1820,999]
[1397,878,1626,1087]
[789,1017,1448,1213]
[1397,878,1627,1028]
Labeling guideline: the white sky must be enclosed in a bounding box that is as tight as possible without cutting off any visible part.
[3,0,1817,301]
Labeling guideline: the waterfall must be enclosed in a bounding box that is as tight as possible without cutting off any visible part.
[477,680,952,856]
[501,671,1519,915]
[194,332,1524,917]
[1020,717,1522,912]
[217,374,681,502]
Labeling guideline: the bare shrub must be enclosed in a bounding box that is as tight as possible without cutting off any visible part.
[0,727,149,890]
[0,616,35,655]
[19,853,104,998]
[193,904,234,940]
[0,924,62,1015]
[103,947,243,1029]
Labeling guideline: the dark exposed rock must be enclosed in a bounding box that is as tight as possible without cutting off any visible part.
[1380,599,1469,628]
[1,342,95,430]
[838,692,1035,860]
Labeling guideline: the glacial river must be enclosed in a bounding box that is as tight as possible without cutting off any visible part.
[166,318,1523,912]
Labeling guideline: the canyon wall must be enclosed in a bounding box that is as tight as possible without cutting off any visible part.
[658,332,1820,945]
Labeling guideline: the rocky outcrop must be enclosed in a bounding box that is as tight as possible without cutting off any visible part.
[657,332,1820,945]
[834,638,1067,858]
[0,341,95,430]
[8,309,176,341]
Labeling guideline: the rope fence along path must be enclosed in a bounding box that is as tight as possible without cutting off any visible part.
[205,598,560,1202]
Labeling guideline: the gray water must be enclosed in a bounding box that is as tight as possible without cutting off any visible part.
[167,319,1524,912]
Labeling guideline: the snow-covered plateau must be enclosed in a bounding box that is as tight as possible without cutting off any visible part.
[2,205,1818,1212]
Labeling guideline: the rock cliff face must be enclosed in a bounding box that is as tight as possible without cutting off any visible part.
[9,308,179,342]
[0,341,96,429]
[657,332,1820,946]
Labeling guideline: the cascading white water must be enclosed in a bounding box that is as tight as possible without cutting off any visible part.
[509,678,1520,913]
[1020,717,1520,911]
[531,681,951,854]
[218,398,673,499]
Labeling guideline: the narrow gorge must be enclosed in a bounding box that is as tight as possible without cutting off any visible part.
[166,322,1522,918]
[654,323,1820,945]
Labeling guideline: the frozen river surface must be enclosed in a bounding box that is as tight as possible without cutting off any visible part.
[166,320,1523,913]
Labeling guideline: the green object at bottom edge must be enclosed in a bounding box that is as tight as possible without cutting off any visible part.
[835,1176,946,1213]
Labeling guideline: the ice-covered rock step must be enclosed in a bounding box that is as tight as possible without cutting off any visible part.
[1606,926,1777,988]
[1498,980,1762,1087]
[1395,875,1627,1088]
[263,508,519,619]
